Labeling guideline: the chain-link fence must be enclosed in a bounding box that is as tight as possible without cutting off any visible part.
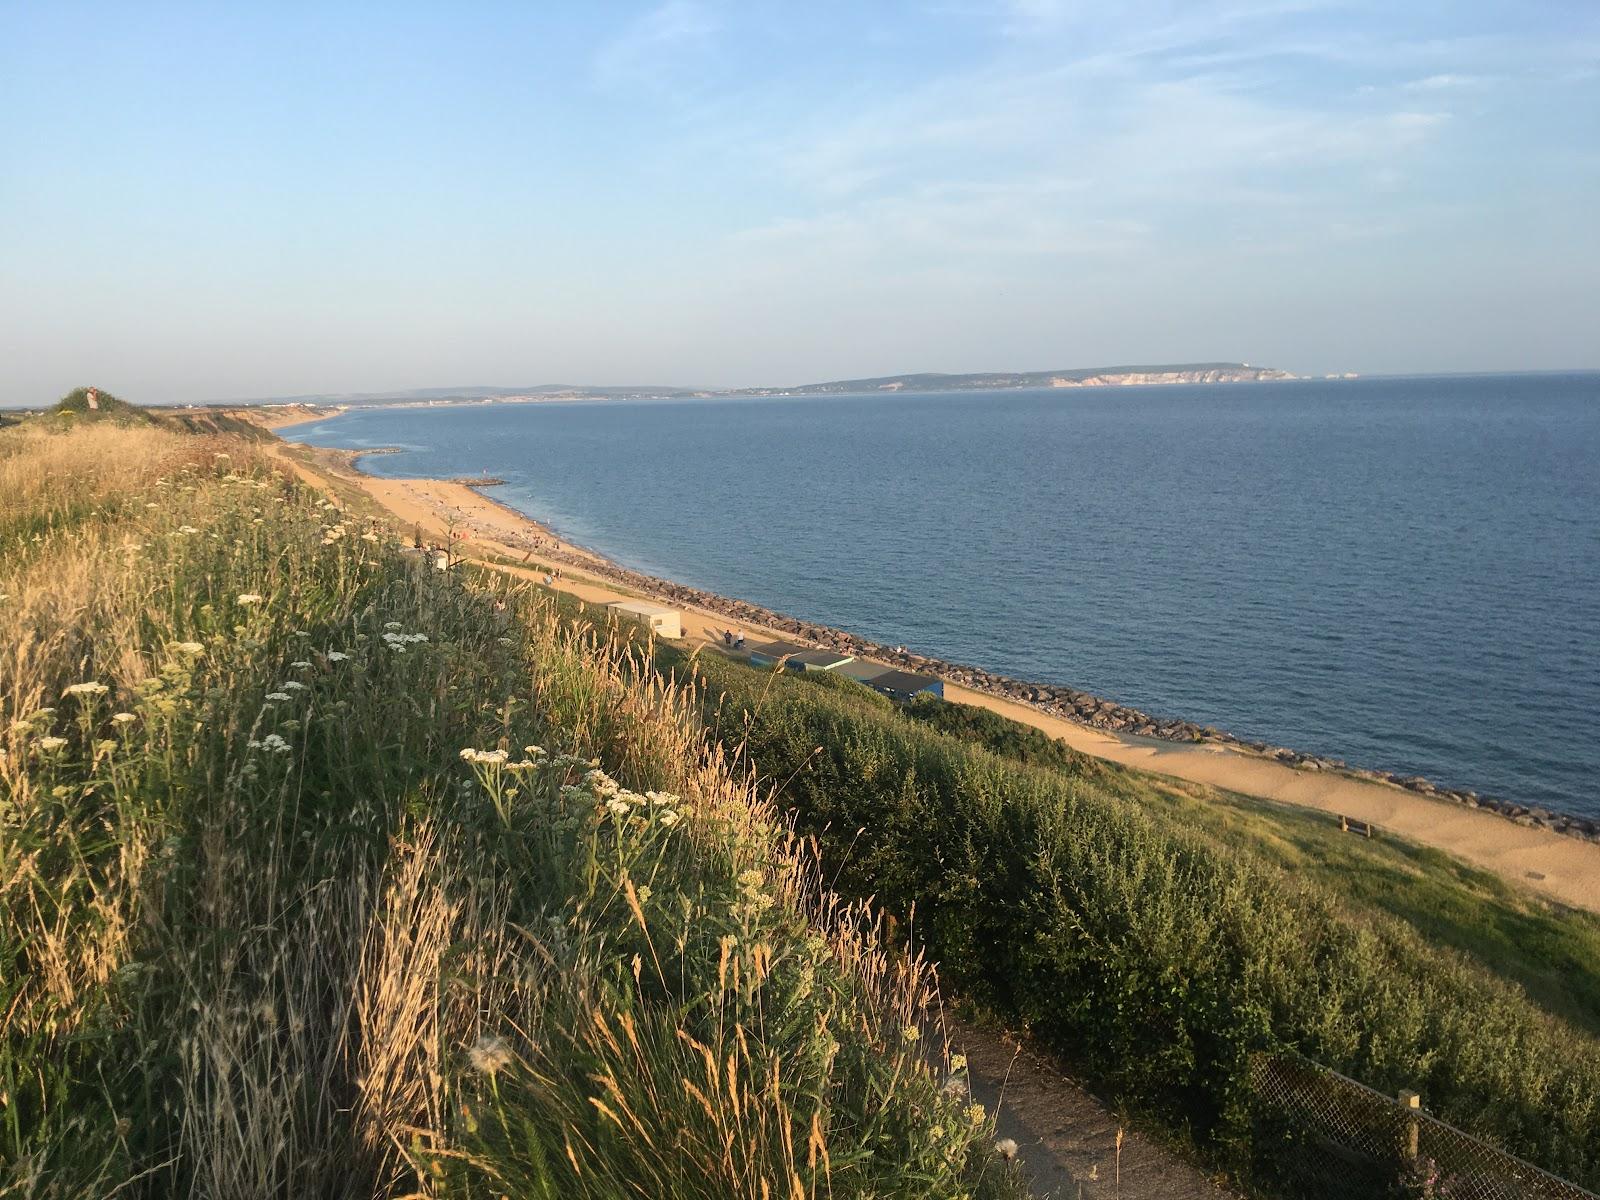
[1249,1052,1598,1200]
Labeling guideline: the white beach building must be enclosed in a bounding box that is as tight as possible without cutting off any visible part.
[606,600,682,640]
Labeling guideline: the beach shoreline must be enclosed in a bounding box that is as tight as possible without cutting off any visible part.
[261,420,1600,914]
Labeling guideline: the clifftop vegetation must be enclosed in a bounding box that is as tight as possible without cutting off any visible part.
[0,419,1026,1198]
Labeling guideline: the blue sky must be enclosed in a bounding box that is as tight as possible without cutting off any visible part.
[2,1,1597,403]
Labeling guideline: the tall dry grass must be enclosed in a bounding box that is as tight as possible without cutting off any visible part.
[1,419,1025,1199]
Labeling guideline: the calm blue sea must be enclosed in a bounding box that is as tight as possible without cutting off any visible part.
[293,374,1600,819]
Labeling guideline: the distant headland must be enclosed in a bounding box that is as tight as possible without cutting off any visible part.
[226,361,1305,410]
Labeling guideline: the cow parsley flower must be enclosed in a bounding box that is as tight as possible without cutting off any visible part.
[264,692,291,702]
[326,651,349,662]
[63,682,109,698]
[36,736,69,752]
[236,593,264,605]
[171,641,205,656]
[111,712,138,725]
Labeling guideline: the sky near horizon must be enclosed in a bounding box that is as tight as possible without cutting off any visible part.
[2,2,1598,404]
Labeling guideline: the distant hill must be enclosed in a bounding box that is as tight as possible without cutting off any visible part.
[50,387,159,425]
[232,362,1295,408]
[743,362,1296,395]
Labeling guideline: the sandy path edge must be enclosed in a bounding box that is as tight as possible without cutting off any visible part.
[265,434,1600,917]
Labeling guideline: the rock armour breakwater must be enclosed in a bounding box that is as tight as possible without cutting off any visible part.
[471,491,1599,848]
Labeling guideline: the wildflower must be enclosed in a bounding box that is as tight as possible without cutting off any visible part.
[659,810,681,828]
[236,593,264,605]
[384,621,403,630]
[259,733,291,754]
[171,641,205,656]
[289,661,311,669]
[326,651,349,662]
[111,712,138,725]
[605,797,632,817]
[901,1025,921,1043]
[36,736,68,753]
[645,790,676,805]
[467,1034,513,1077]
[361,532,379,542]
[522,745,546,757]
[738,869,765,891]
[177,525,200,535]
[265,692,291,702]
[949,1054,967,1073]
[281,681,308,691]
[145,502,158,509]
[966,1103,986,1125]
[460,748,508,765]
[636,885,652,903]
[584,769,620,797]
[994,1138,1018,1161]
[942,1074,969,1099]
[64,681,110,698]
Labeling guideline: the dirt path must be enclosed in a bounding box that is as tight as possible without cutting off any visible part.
[262,432,1600,917]
[951,1019,1237,1199]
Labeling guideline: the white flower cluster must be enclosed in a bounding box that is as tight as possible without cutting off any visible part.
[248,733,292,755]
[326,651,350,663]
[381,630,428,652]
[170,641,205,656]
[63,681,109,698]
[236,593,264,606]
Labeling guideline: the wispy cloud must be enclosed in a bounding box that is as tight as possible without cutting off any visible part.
[592,1,718,89]
[1400,72,1490,92]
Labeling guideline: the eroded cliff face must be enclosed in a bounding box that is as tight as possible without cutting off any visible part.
[1052,367,1297,387]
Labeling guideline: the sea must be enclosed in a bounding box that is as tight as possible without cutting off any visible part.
[291,373,1600,820]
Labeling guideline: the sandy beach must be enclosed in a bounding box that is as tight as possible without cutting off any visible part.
[265,426,1600,916]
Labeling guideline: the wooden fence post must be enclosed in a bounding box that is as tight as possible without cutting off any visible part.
[1398,1090,1421,1162]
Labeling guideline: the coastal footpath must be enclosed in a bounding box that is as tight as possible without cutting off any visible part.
[262,427,1600,914]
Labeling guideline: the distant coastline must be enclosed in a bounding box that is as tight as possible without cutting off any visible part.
[229,359,1306,411]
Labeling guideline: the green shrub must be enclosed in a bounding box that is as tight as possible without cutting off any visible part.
[680,652,1600,1188]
